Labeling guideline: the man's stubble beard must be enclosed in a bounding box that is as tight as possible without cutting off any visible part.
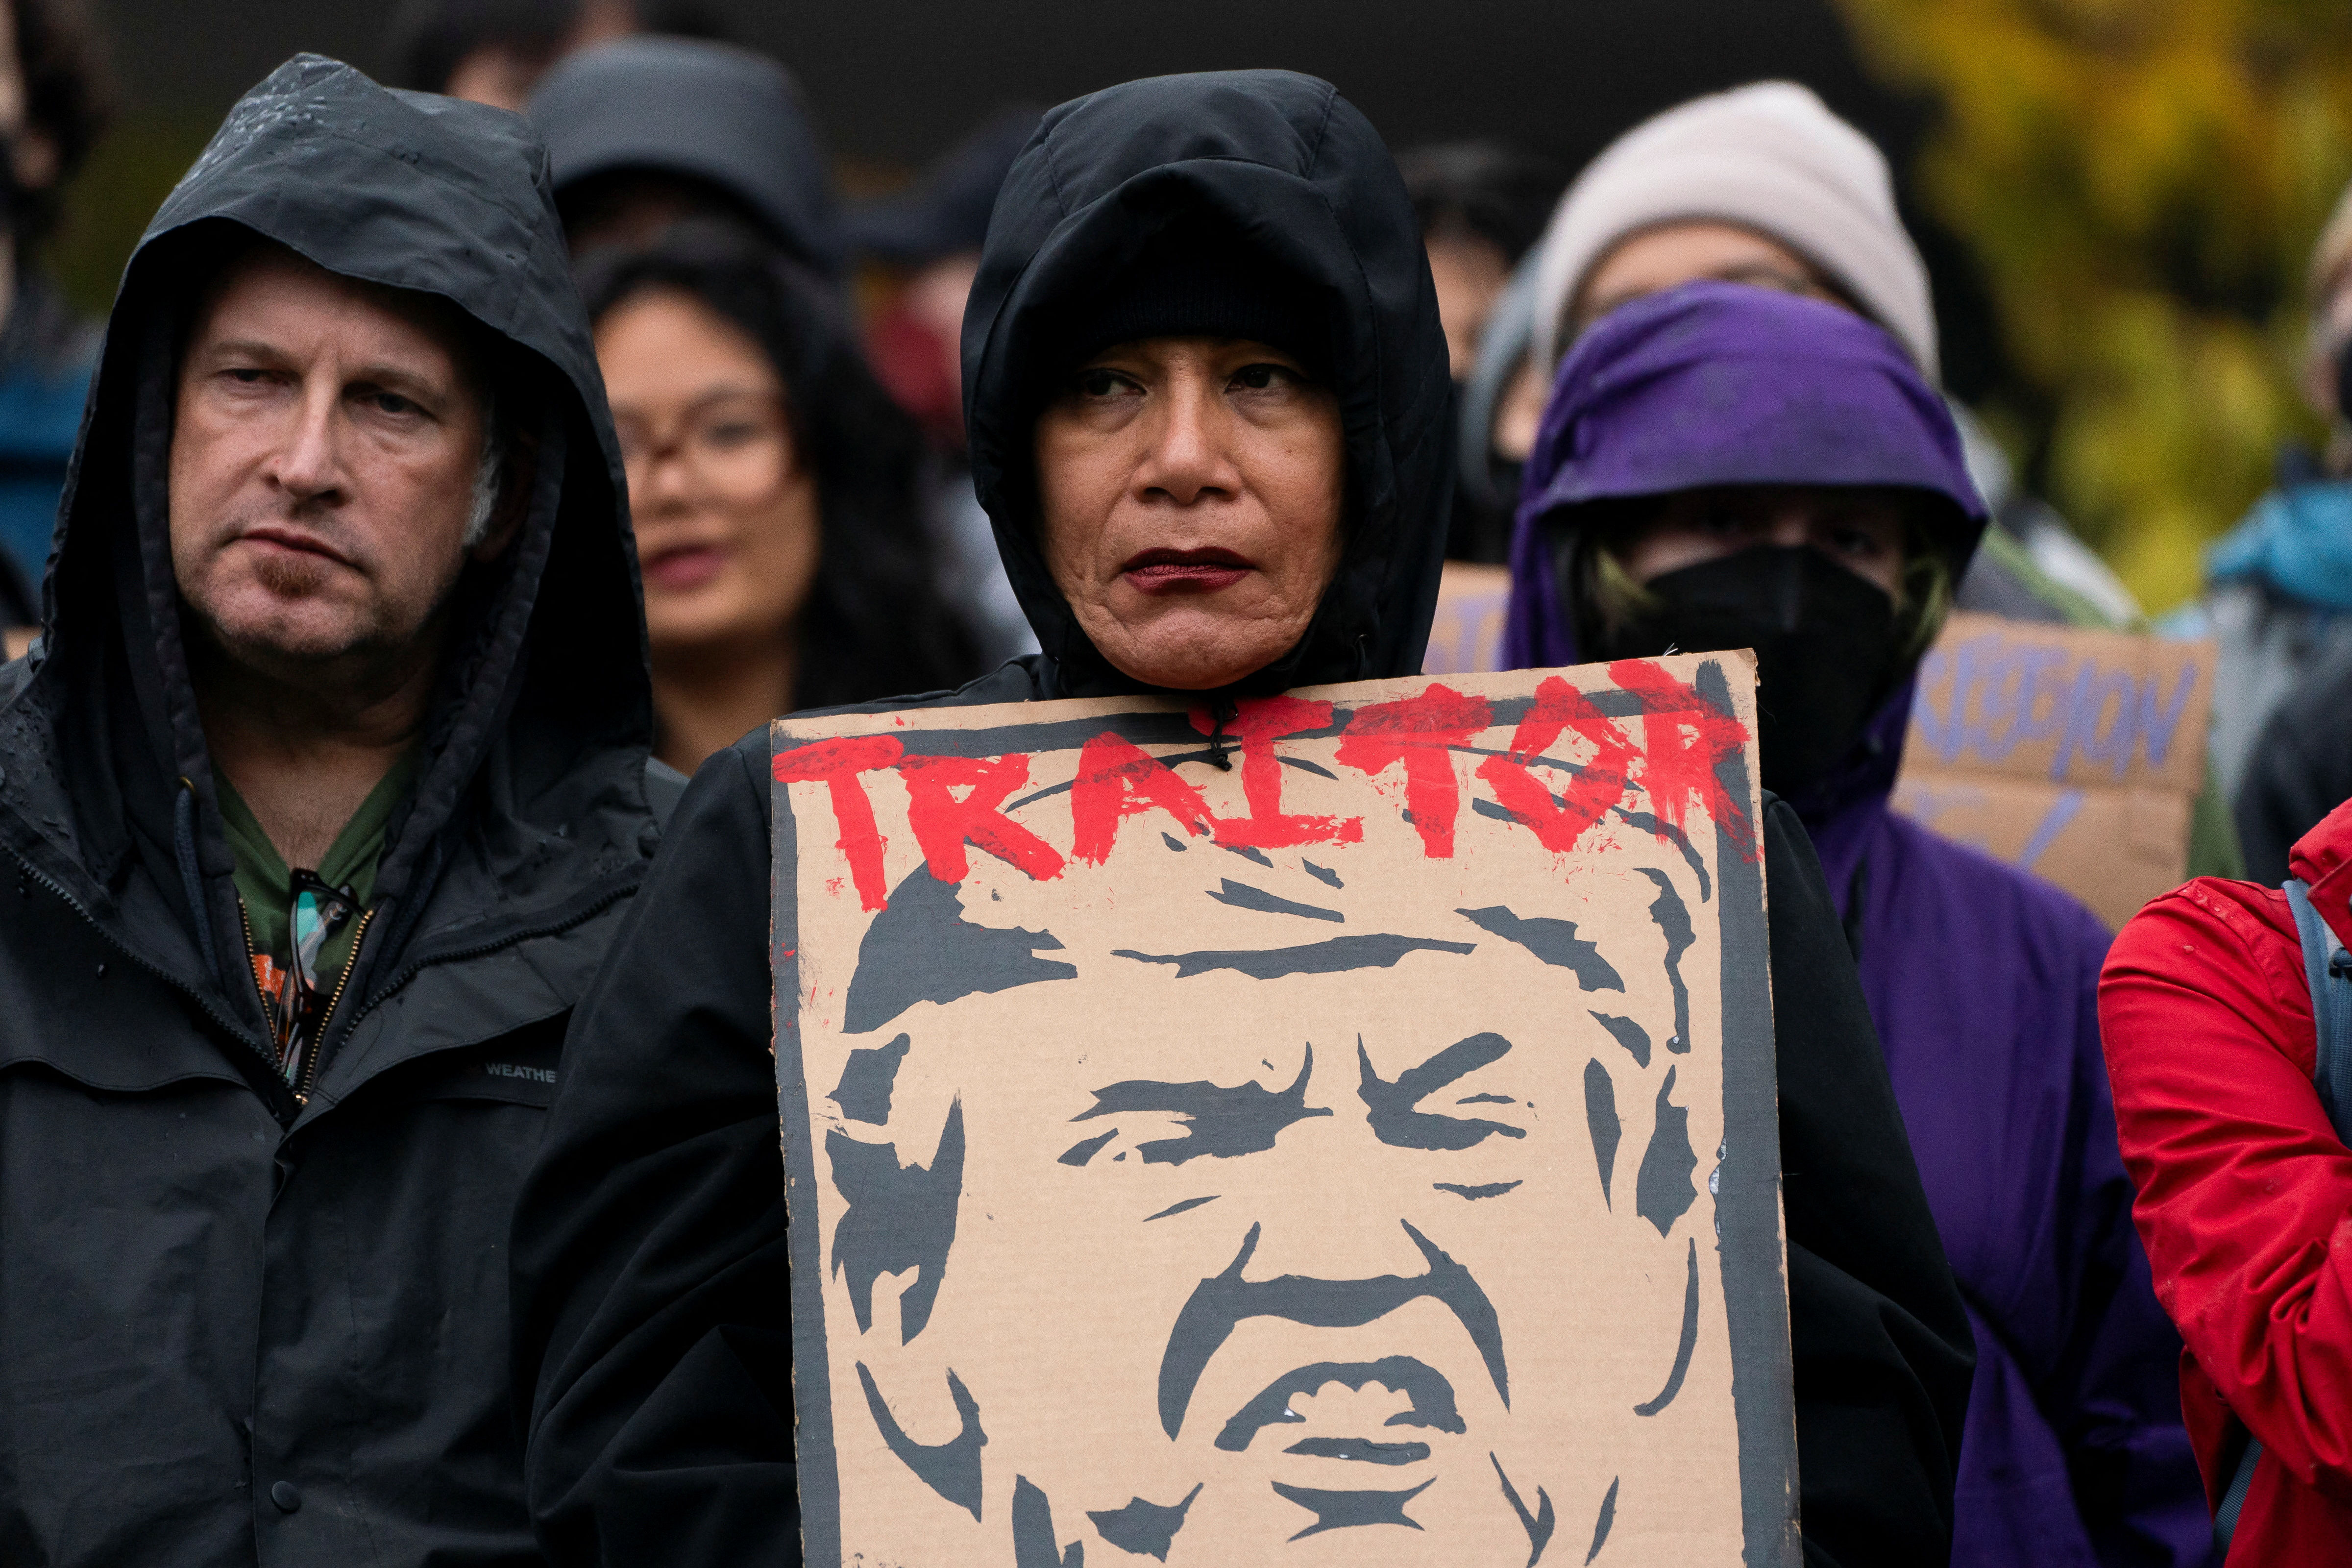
[183,511,466,708]
[246,541,337,602]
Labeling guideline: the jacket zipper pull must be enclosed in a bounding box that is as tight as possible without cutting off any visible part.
[294,907,376,1105]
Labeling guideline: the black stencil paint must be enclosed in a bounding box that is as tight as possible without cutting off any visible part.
[1612,806,1711,902]
[829,1033,909,1125]
[1218,842,1275,867]
[1058,1128,1119,1166]
[1087,1484,1202,1560]
[1358,1032,1525,1149]
[1456,905,1625,991]
[1636,867,1694,1053]
[1159,1223,1506,1440]
[1144,1195,1220,1222]
[1302,860,1344,888]
[1075,1049,1330,1165]
[1589,1012,1651,1068]
[1215,1355,1466,1452]
[1160,833,1189,852]
[1635,1066,1697,1237]
[845,866,1075,1034]
[1013,1474,1084,1567]
[1208,878,1345,923]
[858,1362,984,1519]
[827,1102,963,1340]
[1584,1476,1620,1564]
[1584,1059,1620,1209]
[1691,655,1802,1562]
[1270,1478,1434,1539]
[1113,934,1476,979]
[1634,1240,1700,1418]
[1287,1436,1433,1464]
[1493,1452,1557,1566]
[1436,1180,1522,1200]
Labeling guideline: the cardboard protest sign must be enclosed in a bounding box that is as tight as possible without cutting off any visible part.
[1890,612,2218,929]
[770,656,1795,1567]
[1421,562,1513,677]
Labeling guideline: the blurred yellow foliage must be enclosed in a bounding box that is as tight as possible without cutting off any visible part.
[1839,0,2352,611]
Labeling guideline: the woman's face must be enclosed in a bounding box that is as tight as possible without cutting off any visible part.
[1575,222,1846,336]
[597,287,821,660]
[1617,485,1909,598]
[1035,336,1345,690]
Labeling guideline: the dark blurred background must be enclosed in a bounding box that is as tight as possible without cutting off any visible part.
[66,0,1996,386]
[49,0,2352,612]
[94,0,1911,169]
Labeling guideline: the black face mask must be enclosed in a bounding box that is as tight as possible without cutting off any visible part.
[1587,544,1906,798]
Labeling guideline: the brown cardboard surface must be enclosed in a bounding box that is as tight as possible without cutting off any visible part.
[1892,612,2218,929]
[1889,776,2190,931]
[770,658,1795,1567]
[1422,562,1512,676]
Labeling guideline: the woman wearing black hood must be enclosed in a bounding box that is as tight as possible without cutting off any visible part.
[512,70,1971,1567]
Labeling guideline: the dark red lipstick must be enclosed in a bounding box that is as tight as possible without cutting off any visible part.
[1121,546,1251,594]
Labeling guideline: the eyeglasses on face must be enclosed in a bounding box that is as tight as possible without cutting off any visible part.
[612,390,793,497]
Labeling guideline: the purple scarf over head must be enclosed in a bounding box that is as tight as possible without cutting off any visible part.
[1504,282,2207,1565]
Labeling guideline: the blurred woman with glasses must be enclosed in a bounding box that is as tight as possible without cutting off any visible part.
[583,221,982,774]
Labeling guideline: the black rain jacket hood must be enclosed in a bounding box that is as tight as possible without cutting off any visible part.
[0,54,650,1568]
[961,69,1453,699]
[4,50,647,1039]
[529,36,843,274]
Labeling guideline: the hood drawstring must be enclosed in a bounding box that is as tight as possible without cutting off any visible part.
[173,777,223,991]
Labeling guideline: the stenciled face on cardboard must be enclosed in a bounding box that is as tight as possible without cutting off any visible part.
[829,825,1712,1563]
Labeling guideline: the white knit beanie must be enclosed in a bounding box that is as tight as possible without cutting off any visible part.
[1527,81,1938,383]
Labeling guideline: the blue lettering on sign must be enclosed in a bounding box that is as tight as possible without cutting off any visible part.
[1912,632,2199,782]
[2016,789,2086,869]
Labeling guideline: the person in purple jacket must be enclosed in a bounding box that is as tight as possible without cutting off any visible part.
[1504,279,2210,1567]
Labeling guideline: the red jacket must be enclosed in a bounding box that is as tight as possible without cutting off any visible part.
[2100,796,2352,1566]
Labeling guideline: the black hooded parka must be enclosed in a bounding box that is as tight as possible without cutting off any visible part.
[513,71,1971,1567]
[0,57,656,1567]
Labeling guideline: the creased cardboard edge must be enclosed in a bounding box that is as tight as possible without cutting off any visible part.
[772,750,843,1565]
[1698,656,1802,1565]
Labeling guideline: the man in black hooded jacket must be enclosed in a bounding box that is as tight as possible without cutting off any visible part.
[0,55,660,1567]
[514,70,1974,1567]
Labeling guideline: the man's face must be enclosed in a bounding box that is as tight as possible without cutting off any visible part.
[847,840,1717,1563]
[170,246,497,686]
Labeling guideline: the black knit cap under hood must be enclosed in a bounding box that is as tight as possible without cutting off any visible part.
[1049,224,1330,383]
[961,69,1454,700]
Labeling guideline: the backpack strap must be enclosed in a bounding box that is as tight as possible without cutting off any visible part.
[2215,878,2352,1555]
[2286,878,2352,1130]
